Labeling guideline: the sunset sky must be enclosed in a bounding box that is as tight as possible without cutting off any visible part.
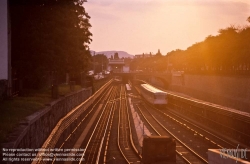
[85,0,250,55]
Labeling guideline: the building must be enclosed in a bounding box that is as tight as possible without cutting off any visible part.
[134,53,152,59]
[108,56,131,73]
[108,59,125,72]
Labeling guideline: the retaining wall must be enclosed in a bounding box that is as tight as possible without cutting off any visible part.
[1,87,92,150]
[169,74,250,112]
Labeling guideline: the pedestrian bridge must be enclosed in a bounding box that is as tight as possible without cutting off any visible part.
[112,71,173,88]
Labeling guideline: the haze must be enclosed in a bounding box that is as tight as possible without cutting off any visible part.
[85,0,250,55]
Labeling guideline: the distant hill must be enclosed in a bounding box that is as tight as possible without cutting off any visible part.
[90,50,134,59]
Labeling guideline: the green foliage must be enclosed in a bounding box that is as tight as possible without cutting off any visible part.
[10,0,92,88]
[92,54,108,64]
[131,20,250,75]
[173,25,250,74]
[247,16,250,23]
[0,84,82,143]
[92,54,108,73]
[0,88,51,143]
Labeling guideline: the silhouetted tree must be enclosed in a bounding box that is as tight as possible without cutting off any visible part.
[10,0,92,88]
[130,17,250,75]
[92,54,108,73]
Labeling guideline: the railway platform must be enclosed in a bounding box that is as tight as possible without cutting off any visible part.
[128,97,151,147]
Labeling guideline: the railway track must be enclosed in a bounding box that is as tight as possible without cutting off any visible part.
[37,80,246,164]
[117,85,142,164]
[158,107,237,148]
[167,100,250,148]
[53,87,113,151]
[78,86,119,164]
[47,83,142,164]
[136,104,207,164]
[37,85,114,164]
[140,80,250,147]
[103,93,118,164]
[77,84,142,164]
[131,83,249,160]
[145,101,250,150]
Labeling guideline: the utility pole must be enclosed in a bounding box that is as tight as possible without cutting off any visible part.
[167,55,169,73]
[93,51,95,74]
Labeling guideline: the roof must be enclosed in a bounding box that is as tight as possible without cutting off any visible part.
[141,84,167,94]
[108,59,125,65]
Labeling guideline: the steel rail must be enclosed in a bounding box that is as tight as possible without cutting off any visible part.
[137,105,208,163]
[136,80,250,145]
[135,105,193,164]
[168,101,250,147]
[95,98,116,164]
[50,86,113,163]
[135,83,248,149]
[117,86,131,164]
[103,101,117,163]
[33,79,113,164]
[96,86,120,164]
[117,85,141,163]
[156,105,237,148]
[141,104,208,163]
[79,86,118,164]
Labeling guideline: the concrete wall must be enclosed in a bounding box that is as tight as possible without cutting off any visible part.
[169,74,250,112]
[1,88,92,149]
[0,0,8,80]
[150,76,165,88]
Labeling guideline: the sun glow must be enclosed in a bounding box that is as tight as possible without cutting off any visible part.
[85,0,250,55]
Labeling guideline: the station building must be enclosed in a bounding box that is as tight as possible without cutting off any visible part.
[108,59,130,73]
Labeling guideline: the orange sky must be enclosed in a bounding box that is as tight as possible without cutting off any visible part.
[85,0,250,55]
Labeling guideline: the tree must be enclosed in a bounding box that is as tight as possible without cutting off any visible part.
[92,54,108,73]
[130,16,250,75]
[10,0,92,88]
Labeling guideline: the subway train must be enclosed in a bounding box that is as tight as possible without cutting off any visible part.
[139,83,167,108]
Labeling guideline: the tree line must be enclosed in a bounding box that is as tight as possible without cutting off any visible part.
[91,54,108,73]
[130,17,250,75]
[10,0,92,89]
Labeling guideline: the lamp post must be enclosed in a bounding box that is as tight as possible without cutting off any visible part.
[93,51,95,74]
